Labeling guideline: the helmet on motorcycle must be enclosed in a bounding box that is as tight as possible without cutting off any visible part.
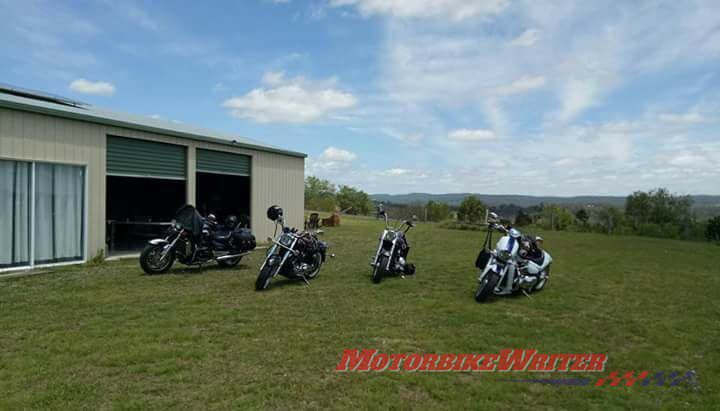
[266,205,283,221]
[225,214,238,229]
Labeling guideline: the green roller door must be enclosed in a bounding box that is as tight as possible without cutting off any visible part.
[107,136,186,179]
[196,149,250,176]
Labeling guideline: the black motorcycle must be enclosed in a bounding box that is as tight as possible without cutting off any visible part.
[255,205,329,290]
[370,211,416,283]
[140,204,256,274]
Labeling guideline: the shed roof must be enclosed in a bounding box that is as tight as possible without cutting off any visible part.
[0,87,306,158]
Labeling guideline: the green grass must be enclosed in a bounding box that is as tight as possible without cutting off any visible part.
[1,215,718,410]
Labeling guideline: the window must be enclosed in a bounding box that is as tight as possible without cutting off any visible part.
[0,159,85,271]
[0,160,31,268]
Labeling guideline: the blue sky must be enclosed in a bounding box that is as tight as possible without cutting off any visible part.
[2,0,719,195]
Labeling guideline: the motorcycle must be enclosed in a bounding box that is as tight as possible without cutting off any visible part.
[255,205,329,291]
[474,212,552,302]
[140,204,256,274]
[370,211,416,283]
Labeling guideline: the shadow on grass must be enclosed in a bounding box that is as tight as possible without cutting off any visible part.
[141,263,255,276]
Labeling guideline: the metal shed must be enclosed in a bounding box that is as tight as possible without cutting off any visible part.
[0,86,306,272]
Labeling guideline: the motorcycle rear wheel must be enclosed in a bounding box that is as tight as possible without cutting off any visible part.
[305,252,323,279]
[372,255,389,284]
[533,273,548,292]
[475,271,500,302]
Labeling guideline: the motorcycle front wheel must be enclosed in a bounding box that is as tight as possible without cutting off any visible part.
[140,244,175,275]
[255,263,276,291]
[475,271,500,302]
[372,255,389,284]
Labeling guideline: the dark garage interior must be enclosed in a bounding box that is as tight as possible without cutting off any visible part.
[196,172,251,228]
[106,176,186,254]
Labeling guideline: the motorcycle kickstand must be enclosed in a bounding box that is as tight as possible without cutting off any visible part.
[300,274,310,286]
[521,289,532,298]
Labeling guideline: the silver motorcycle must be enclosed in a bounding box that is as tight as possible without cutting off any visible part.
[474,212,552,302]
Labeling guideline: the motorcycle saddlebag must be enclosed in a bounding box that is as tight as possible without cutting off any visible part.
[233,228,257,251]
[475,249,491,269]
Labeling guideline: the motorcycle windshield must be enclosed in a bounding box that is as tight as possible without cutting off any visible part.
[174,204,204,237]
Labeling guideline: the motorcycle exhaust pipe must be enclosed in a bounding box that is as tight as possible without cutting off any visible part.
[216,252,251,261]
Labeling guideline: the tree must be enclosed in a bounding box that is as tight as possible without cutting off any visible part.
[626,188,692,226]
[426,200,451,222]
[596,206,624,235]
[574,209,589,225]
[457,196,487,224]
[707,216,720,242]
[514,210,532,227]
[336,185,372,215]
[541,204,574,231]
[304,176,336,211]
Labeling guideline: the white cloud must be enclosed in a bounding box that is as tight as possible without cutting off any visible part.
[380,128,424,144]
[448,129,496,142]
[658,112,707,124]
[510,29,539,47]
[496,75,546,95]
[385,168,411,176]
[329,0,509,21]
[69,79,116,96]
[319,146,357,162]
[223,72,357,123]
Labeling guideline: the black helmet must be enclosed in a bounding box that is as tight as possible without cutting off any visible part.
[225,215,238,229]
[267,205,283,221]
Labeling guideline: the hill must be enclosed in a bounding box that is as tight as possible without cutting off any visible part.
[371,192,720,210]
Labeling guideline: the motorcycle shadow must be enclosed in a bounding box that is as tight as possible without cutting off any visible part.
[151,263,253,276]
[262,277,312,290]
[472,290,529,304]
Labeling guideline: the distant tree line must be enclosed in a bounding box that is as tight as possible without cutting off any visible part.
[305,176,373,215]
[306,180,720,243]
[441,189,718,243]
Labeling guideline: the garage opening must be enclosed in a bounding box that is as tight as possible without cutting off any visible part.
[195,149,251,228]
[106,136,187,255]
[196,172,250,227]
[106,176,185,254]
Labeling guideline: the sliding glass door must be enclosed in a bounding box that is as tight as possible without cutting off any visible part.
[0,160,31,269]
[0,159,85,271]
[34,163,85,265]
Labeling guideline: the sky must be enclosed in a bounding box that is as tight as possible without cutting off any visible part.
[1,0,719,196]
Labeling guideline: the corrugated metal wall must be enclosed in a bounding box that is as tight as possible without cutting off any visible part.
[0,107,305,261]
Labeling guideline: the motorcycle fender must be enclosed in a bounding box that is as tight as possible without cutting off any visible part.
[265,255,282,277]
[149,239,169,246]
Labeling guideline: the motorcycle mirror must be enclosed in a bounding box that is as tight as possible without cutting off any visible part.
[489,212,499,220]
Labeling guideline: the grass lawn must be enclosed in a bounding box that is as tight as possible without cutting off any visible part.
[1,215,718,409]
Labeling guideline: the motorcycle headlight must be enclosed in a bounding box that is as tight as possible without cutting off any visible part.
[279,234,294,246]
[384,231,396,241]
[497,249,512,262]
